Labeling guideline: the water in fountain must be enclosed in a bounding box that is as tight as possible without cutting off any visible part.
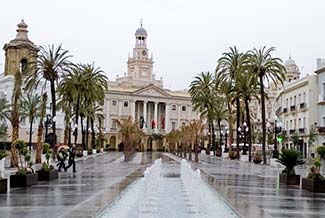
[99,157,238,218]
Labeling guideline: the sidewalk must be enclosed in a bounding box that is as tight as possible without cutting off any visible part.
[0,152,159,218]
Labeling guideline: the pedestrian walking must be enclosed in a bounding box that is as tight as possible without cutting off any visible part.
[57,147,68,172]
[66,144,77,173]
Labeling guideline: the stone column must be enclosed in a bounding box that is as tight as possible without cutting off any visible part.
[118,100,123,116]
[143,101,147,129]
[131,100,136,119]
[154,102,158,133]
[177,104,181,128]
[105,99,110,132]
[187,105,191,121]
[165,104,170,132]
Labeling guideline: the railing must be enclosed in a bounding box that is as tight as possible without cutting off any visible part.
[290,105,296,111]
[319,127,325,133]
[300,102,306,109]
[283,108,288,113]
[298,128,305,133]
[289,129,295,134]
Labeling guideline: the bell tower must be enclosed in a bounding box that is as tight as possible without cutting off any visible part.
[3,20,38,76]
[127,22,153,80]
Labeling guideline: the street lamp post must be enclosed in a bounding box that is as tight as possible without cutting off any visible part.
[26,130,34,151]
[224,127,229,153]
[238,123,249,155]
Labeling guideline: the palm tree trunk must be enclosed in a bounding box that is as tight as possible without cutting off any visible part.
[218,119,222,157]
[63,126,68,145]
[10,113,19,167]
[211,122,216,155]
[245,97,252,162]
[81,116,85,150]
[35,93,47,164]
[50,80,56,148]
[195,135,199,162]
[74,94,80,144]
[207,122,211,155]
[91,118,95,150]
[227,102,233,154]
[188,143,192,161]
[236,97,241,160]
[29,119,33,151]
[86,118,90,150]
[259,74,267,164]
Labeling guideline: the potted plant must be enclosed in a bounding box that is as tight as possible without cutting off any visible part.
[277,149,304,185]
[316,145,325,168]
[37,143,58,181]
[229,150,238,160]
[302,157,325,192]
[10,139,38,187]
[253,151,263,164]
[0,151,8,193]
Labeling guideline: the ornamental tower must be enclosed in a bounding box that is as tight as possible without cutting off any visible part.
[3,20,38,76]
[127,22,154,80]
[284,56,300,82]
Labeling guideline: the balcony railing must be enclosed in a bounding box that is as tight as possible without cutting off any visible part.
[319,127,325,133]
[289,129,296,134]
[300,102,306,109]
[283,108,288,113]
[282,130,287,135]
[290,105,296,111]
[298,128,305,133]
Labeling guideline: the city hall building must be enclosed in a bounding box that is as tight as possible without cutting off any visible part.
[103,24,198,151]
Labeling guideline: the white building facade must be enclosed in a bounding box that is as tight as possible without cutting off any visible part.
[104,24,198,151]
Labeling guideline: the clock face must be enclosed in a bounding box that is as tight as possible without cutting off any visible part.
[142,50,147,56]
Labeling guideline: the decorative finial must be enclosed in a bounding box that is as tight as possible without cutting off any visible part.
[140,18,143,27]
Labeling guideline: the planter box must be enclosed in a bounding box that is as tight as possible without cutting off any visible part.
[10,173,38,187]
[253,159,262,164]
[37,169,58,181]
[279,173,300,185]
[0,178,7,193]
[302,178,325,193]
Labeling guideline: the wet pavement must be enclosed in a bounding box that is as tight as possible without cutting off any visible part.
[0,152,161,218]
[2,151,325,218]
[186,153,325,218]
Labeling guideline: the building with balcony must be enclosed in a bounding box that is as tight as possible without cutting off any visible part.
[103,24,198,151]
[275,57,318,158]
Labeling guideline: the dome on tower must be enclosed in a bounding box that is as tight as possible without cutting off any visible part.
[284,57,296,67]
[135,25,147,36]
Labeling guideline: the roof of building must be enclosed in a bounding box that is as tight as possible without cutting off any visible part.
[135,26,147,36]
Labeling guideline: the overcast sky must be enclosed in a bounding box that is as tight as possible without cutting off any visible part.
[0,0,324,90]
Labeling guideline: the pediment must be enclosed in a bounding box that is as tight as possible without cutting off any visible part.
[133,85,171,98]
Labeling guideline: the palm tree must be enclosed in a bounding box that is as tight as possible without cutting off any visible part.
[248,46,286,164]
[189,119,204,162]
[20,93,41,151]
[10,70,22,167]
[57,64,87,145]
[166,129,179,154]
[35,93,47,163]
[26,44,72,148]
[234,72,260,161]
[117,116,144,161]
[189,72,215,154]
[216,46,249,159]
[212,97,228,156]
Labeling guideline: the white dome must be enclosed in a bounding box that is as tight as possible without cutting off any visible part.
[135,26,147,36]
[285,57,296,66]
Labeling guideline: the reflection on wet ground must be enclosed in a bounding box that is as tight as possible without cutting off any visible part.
[194,154,325,218]
[0,152,161,218]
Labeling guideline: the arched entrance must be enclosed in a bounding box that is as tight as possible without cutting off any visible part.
[147,137,153,151]
[109,136,117,150]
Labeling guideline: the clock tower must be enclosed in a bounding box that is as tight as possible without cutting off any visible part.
[127,23,153,80]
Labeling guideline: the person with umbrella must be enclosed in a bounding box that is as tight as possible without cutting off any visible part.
[56,146,68,172]
[66,144,77,173]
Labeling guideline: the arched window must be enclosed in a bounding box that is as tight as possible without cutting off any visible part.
[20,58,28,74]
